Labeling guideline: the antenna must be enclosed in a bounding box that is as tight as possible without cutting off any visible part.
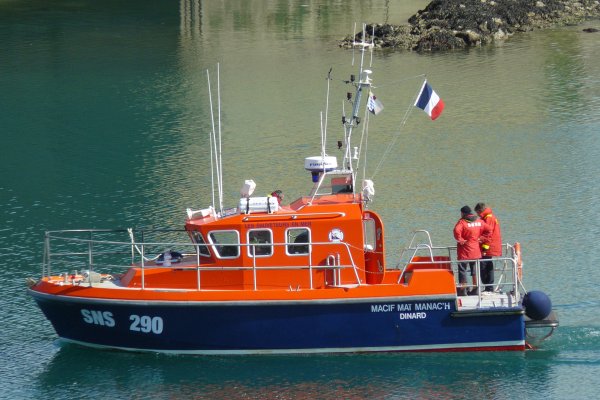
[216,63,224,214]
[206,65,224,216]
[351,22,357,66]
[322,67,333,158]
[369,25,375,67]
[320,111,324,156]
[206,69,217,212]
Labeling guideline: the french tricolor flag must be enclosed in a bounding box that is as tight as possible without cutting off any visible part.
[414,80,445,120]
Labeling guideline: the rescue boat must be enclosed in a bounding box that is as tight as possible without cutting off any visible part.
[28,26,558,354]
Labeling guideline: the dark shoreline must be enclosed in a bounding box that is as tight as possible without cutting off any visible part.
[341,0,600,51]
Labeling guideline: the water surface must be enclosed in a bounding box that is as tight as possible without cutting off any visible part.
[1,1,600,398]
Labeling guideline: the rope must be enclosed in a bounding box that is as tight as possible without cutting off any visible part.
[127,228,160,262]
[370,76,426,180]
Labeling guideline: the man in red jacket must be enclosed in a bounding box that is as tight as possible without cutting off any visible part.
[453,205,488,296]
[475,202,503,292]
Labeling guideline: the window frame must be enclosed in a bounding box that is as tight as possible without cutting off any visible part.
[363,218,376,251]
[189,230,211,257]
[246,228,274,258]
[207,230,241,259]
[285,227,311,256]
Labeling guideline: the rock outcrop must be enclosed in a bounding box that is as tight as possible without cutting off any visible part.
[341,0,600,51]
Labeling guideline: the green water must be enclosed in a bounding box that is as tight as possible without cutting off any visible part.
[2,0,600,398]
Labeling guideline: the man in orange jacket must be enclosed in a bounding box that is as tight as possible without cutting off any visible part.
[454,205,488,296]
[475,202,503,292]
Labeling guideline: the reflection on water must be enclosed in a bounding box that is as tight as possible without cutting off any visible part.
[180,0,202,40]
[36,337,600,399]
[541,28,600,124]
[37,344,550,399]
[177,0,431,41]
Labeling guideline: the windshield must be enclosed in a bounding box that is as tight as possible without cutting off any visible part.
[309,172,354,197]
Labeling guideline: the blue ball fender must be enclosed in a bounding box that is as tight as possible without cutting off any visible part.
[523,290,552,320]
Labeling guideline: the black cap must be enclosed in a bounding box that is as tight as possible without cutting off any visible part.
[460,205,472,215]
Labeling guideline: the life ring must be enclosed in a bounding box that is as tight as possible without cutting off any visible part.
[514,242,522,280]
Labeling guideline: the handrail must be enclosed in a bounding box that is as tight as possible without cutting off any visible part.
[41,229,361,291]
[42,229,523,301]
[399,230,434,259]
[398,254,519,295]
[396,233,522,301]
[241,212,345,221]
[397,243,436,284]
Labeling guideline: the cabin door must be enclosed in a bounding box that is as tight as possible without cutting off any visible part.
[363,211,385,284]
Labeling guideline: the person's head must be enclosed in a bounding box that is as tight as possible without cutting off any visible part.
[271,190,284,204]
[475,202,486,215]
[460,205,472,216]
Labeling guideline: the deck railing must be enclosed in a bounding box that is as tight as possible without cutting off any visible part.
[42,229,361,290]
[42,228,525,297]
[397,229,524,300]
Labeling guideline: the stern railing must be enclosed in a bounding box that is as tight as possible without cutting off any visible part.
[397,230,523,301]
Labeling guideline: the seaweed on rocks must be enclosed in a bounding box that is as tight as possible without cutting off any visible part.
[340,0,600,51]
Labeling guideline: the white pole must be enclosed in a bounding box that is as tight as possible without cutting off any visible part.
[322,68,332,159]
[217,63,224,214]
[207,69,221,214]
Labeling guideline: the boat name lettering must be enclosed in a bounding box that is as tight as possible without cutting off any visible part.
[81,309,115,327]
[371,304,396,312]
[245,222,312,229]
[399,312,427,320]
[371,304,412,312]
[130,315,164,334]
[370,302,451,313]
[414,302,451,311]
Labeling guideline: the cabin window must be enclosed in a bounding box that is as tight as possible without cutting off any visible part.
[208,230,240,258]
[310,172,354,197]
[190,230,210,256]
[363,219,376,251]
[247,229,273,257]
[286,228,310,255]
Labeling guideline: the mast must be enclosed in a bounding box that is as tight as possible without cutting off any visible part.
[306,24,376,203]
[342,24,374,185]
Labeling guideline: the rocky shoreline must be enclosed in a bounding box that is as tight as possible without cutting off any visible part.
[341,0,600,51]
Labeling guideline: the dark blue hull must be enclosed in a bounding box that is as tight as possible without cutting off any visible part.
[30,291,525,353]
